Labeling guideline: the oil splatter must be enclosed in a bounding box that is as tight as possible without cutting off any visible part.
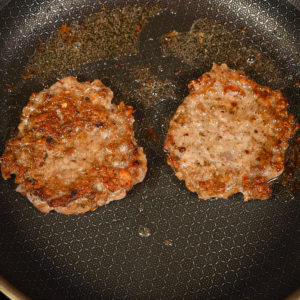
[26,4,161,81]
[5,83,15,92]
[145,127,159,142]
[22,71,36,79]
[247,55,256,65]
[138,226,151,238]
[161,18,287,87]
[132,67,176,108]
[163,239,174,246]
[138,203,145,213]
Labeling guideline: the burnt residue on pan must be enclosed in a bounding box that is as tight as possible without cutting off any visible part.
[25,4,161,81]
[160,18,290,88]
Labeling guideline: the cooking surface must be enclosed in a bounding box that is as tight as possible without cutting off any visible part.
[0,0,299,299]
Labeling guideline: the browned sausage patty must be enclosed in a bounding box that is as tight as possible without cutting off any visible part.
[1,77,147,214]
[164,63,298,201]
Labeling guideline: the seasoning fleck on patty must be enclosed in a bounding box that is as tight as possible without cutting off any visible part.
[164,63,298,201]
[1,77,147,214]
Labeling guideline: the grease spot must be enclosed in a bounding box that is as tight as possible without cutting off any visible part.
[138,226,151,237]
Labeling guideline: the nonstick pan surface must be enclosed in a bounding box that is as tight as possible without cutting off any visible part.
[0,0,299,299]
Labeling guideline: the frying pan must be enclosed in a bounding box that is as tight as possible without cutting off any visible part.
[0,0,299,299]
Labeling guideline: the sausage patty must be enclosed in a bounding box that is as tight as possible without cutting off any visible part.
[1,77,147,214]
[164,63,298,201]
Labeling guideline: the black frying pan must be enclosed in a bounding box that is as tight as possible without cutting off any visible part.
[0,0,299,299]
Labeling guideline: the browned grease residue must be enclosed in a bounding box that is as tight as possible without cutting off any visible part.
[22,72,36,80]
[26,4,161,81]
[278,137,300,194]
[132,67,176,108]
[5,83,15,92]
[160,18,287,87]
[145,127,158,142]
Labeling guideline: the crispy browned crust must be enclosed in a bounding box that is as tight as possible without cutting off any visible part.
[164,63,299,201]
[1,77,147,214]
